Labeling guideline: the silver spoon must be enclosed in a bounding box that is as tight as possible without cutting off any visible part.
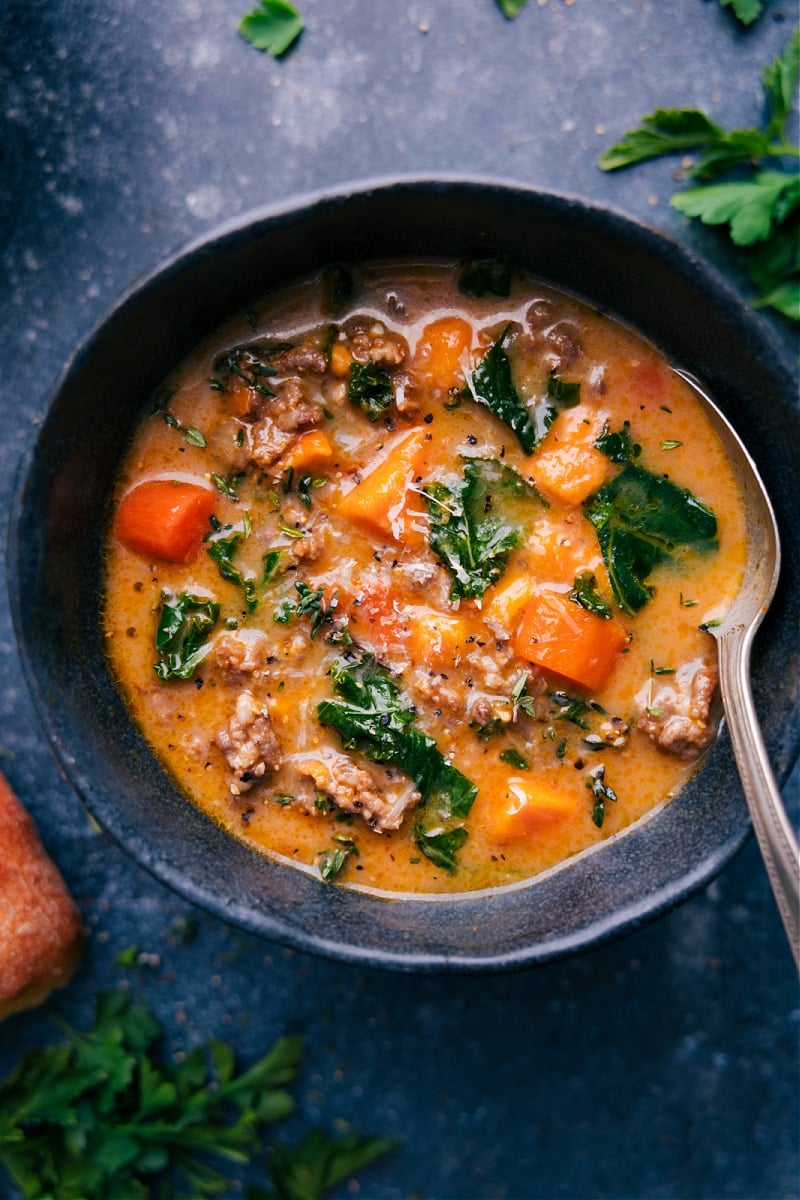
[675,368,800,969]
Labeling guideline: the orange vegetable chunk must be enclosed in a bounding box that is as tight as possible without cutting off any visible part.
[279,430,334,474]
[336,428,427,546]
[513,587,627,691]
[412,316,473,391]
[486,775,576,842]
[114,479,216,563]
[527,411,609,505]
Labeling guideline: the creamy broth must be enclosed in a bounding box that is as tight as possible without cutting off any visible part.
[104,262,746,893]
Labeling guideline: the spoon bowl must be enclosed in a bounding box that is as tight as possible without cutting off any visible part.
[676,369,799,968]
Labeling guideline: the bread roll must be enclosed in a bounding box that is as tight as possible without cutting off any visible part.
[0,771,83,1020]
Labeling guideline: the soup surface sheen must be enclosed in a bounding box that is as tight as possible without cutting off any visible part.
[104,262,746,894]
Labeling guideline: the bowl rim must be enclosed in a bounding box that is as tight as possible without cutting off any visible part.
[8,174,799,972]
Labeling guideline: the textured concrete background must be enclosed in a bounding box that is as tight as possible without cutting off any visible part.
[1,2,798,1197]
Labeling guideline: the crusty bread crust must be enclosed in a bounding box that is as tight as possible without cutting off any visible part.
[0,772,83,1020]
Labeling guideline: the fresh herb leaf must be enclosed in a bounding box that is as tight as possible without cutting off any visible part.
[153,591,219,680]
[586,764,618,828]
[499,747,530,770]
[261,1127,397,1200]
[569,571,613,620]
[511,672,538,718]
[598,108,727,171]
[212,471,246,500]
[594,420,641,463]
[262,549,284,585]
[162,410,208,449]
[317,656,478,822]
[671,170,800,247]
[0,992,293,1199]
[584,462,718,614]
[413,824,469,873]
[214,346,278,396]
[238,0,304,57]
[495,0,529,16]
[274,582,337,638]
[599,31,800,318]
[463,327,544,454]
[548,690,601,730]
[458,258,512,297]
[424,457,537,600]
[348,361,394,422]
[317,846,350,882]
[720,0,763,26]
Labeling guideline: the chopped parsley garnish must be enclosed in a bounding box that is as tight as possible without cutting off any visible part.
[569,571,613,620]
[424,457,538,600]
[238,0,304,57]
[317,655,478,824]
[0,990,393,1199]
[599,29,800,320]
[153,591,219,681]
[584,462,718,615]
[348,361,394,422]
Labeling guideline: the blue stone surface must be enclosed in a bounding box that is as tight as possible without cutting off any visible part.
[1,2,798,1198]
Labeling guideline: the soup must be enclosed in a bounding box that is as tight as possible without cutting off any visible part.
[103,262,746,894]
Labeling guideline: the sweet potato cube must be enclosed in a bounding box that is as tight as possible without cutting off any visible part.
[488,776,575,842]
[336,428,427,546]
[513,588,627,691]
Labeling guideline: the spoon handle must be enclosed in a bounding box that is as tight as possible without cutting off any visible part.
[718,626,800,970]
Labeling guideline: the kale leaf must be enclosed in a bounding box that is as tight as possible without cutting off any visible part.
[584,462,718,614]
[463,327,545,454]
[153,591,219,680]
[569,571,613,620]
[348,361,394,422]
[413,825,469,873]
[594,419,641,463]
[207,522,259,612]
[317,656,478,822]
[424,457,539,600]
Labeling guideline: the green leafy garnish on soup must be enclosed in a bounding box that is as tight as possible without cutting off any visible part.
[584,462,718,614]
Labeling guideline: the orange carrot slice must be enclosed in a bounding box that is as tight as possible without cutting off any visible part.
[114,480,216,563]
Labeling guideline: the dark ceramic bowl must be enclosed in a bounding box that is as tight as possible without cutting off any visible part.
[9,179,800,971]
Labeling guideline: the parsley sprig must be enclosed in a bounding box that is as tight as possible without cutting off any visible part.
[238,0,304,58]
[599,29,800,320]
[0,991,394,1200]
